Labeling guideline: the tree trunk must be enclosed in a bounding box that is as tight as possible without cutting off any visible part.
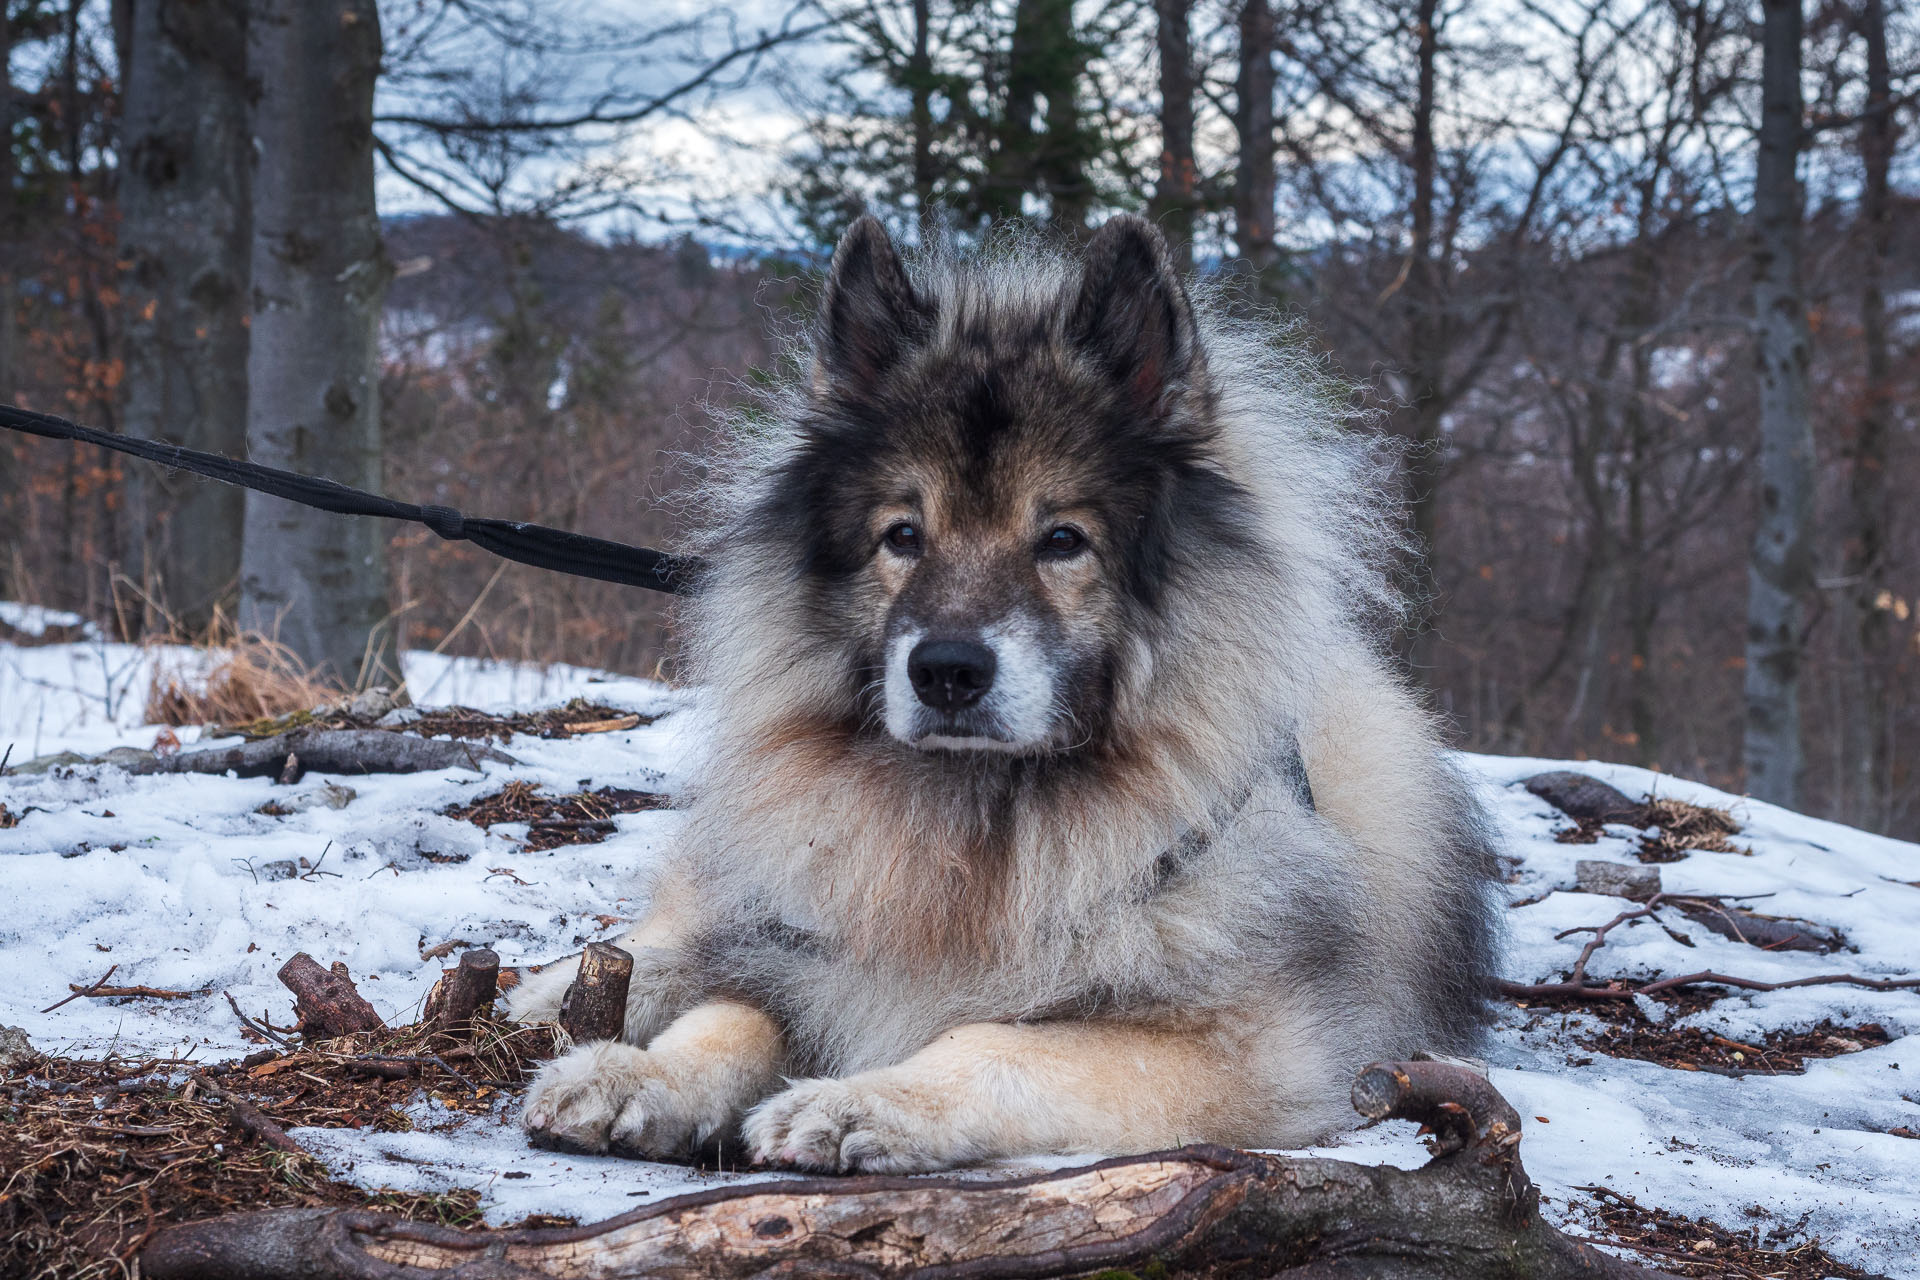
[0,5,16,601]
[117,0,251,636]
[1838,0,1893,830]
[1152,0,1195,273]
[988,0,1089,232]
[909,0,936,243]
[1742,0,1814,809]
[1623,182,1662,770]
[1402,0,1446,685]
[240,0,392,687]
[1233,0,1278,290]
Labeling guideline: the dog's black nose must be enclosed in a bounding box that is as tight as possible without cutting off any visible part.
[908,638,997,711]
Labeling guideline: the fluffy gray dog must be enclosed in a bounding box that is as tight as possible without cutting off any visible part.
[509,214,1499,1173]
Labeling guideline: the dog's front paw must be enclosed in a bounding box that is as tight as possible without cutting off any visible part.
[521,1041,726,1158]
[743,1077,963,1173]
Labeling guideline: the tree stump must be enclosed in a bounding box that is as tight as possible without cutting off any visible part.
[425,947,499,1038]
[558,942,632,1043]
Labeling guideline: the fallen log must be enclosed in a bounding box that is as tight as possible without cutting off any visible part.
[558,941,631,1043]
[278,953,385,1038]
[126,727,517,779]
[139,1060,1671,1279]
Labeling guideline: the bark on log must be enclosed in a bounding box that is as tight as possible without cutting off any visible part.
[140,1061,1671,1279]
[278,952,385,1038]
[429,947,499,1037]
[127,728,517,778]
[559,942,632,1043]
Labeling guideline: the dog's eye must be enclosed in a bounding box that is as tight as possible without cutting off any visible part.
[883,522,923,554]
[1039,526,1086,558]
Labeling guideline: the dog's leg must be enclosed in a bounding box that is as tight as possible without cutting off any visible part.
[522,1000,784,1157]
[743,1018,1335,1174]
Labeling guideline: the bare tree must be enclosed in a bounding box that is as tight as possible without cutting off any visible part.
[116,0,250,635]
[1743,0,1817,808]
[240,0,390,685]
[1152,0,1195,271]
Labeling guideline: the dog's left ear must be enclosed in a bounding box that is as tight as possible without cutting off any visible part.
[817,215,933,395]
[1068,216,1201,414]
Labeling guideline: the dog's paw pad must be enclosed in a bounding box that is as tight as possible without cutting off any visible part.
[743,1078,935,1173]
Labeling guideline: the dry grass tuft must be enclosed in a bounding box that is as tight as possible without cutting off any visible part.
[143,611,345,728]
[1639,796,1746,860]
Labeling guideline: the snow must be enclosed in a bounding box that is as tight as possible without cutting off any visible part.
[3,629,1916,1274]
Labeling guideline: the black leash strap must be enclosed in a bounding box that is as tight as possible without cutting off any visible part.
[0,402,696,594]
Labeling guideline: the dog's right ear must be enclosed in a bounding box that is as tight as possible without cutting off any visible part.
[816,215,932,396]
[1068,216,1199,417]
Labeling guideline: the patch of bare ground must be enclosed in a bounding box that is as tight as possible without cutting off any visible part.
[0,1015,557,1280]
[1575,1015,1891,1076]
[1571,1184,1879,1279]
[444,779,667,850]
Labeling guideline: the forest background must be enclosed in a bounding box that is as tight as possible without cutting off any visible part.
[1,0,1916,835]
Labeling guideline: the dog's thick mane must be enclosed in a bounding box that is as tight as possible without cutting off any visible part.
[671,232,1414,964]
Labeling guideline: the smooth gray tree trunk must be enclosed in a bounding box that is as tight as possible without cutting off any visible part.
[118,0,250,635]
[1838,0,1893,830]
[240,0,391,687]
[1742,0,1814,809]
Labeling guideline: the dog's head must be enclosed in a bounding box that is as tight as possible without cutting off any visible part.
[752,215,1263,756]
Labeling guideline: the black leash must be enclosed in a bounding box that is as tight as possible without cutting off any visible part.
[0,402,696,594]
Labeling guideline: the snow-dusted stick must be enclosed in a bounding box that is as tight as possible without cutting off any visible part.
[559,942,632,1044]
[277,953,385,1040]
[140,1062,1674,1280]
[123,728,517,779]
[428,947,498,1039]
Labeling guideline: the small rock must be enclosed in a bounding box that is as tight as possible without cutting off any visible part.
[1525,771,1649,826]
[259,860,299,882]
[1575,859,1663,901]
[347,687,401,720]
[0,1025,35,1066]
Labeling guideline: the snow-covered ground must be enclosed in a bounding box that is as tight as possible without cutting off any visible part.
[2,628,1916,1275]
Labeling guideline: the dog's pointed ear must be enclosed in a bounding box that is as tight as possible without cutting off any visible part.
[816,215,933,395]
[1068,216,1200,413]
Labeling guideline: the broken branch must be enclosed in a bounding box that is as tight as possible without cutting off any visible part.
[277,954,385,1039]
[126,728,517,779]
